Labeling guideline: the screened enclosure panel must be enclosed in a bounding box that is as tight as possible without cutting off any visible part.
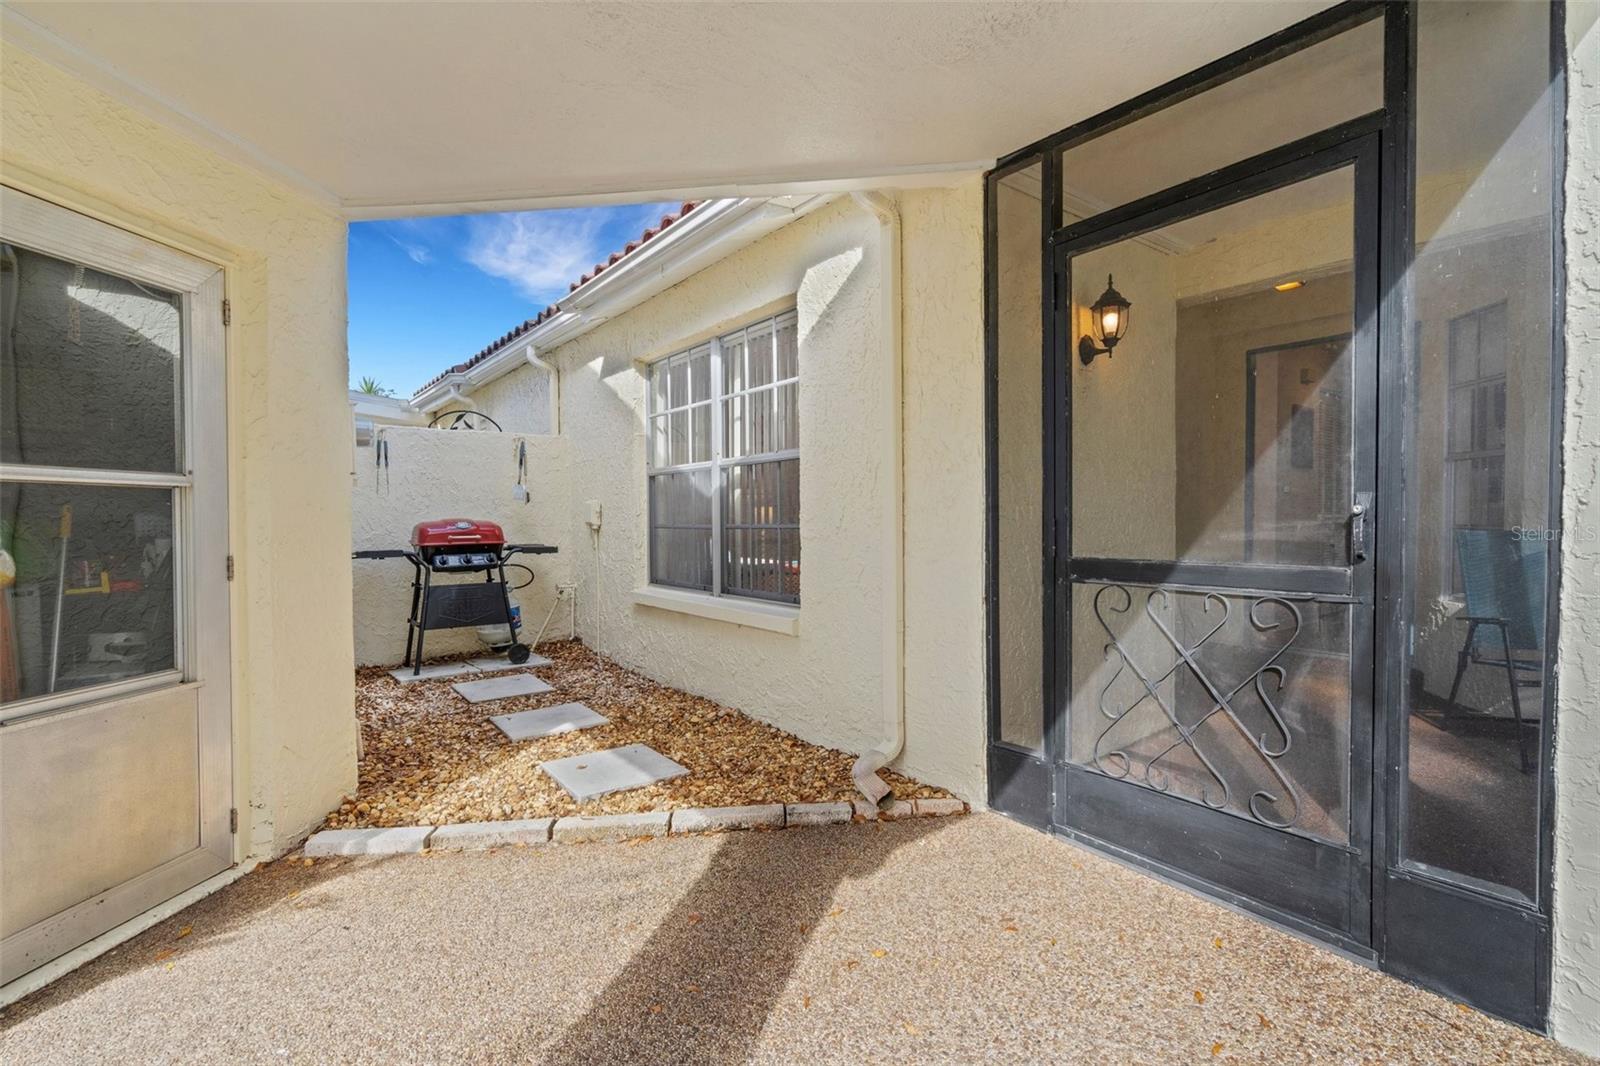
[1070,167,1356,568]
[1059,15,1381,218]
[993,163,1045,752]
[1401,0,1556,904]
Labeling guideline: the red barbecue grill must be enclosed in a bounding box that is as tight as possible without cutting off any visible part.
[353,518,558,676]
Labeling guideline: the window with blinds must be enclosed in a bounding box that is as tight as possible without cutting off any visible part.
[646,310,799,604]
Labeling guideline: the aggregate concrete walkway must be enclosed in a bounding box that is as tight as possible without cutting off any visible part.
[1,814,1587,1065]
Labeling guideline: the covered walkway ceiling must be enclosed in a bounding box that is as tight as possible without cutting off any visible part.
[3,1,1332,216]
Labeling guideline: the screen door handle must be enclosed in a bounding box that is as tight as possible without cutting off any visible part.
[1350,492,1373,563]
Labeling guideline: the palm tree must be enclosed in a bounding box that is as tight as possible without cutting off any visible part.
[355,376,393,397]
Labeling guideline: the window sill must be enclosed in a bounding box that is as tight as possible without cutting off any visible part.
[632,586,800,636]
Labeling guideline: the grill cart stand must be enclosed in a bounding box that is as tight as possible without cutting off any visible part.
[354,518,557,677]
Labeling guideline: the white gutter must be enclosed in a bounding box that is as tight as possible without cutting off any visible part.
[849,190,905,809]
[524,344,561,435]
[410,195,831,408]
[419,383,468,413]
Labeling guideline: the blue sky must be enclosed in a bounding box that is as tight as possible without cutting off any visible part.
[348,201,681,396]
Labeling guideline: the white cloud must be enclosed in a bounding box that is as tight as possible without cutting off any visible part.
[463,210,609,303]
[389,235,432,264]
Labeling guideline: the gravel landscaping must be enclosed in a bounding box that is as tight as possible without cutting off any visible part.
[325,640,949,829]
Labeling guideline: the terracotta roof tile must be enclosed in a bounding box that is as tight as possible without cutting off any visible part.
[414,201,699,397]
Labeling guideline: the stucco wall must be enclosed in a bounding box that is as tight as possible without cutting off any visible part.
[1552,1,1600,1054]
[1,46,355,857]
[437,363,554,436]
[476,190,986,801]
[351,427,572,665]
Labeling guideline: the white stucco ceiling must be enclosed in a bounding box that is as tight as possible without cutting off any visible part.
[3,1,1334,215]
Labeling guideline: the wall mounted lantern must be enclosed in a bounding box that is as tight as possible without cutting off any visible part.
[1078,274,1132,366]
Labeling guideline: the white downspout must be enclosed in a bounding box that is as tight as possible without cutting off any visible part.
[849,190,906,808]
[524,345,561,435]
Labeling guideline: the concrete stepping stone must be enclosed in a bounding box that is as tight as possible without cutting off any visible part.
[540,744,688,802]
[389,660,480,683]
[466,653,553,672]
[451,673,554,704]
[490,702,608,741]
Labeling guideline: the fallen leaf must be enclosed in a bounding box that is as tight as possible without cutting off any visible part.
[1258,1013,1273,1029]
[153,948,175,962]
[1002,924,1019,934]
[844,959,859,970]
[1211,1042,1224,1057]
[1046,937,1058,947]
[687,912,703,925]
[648,1004,662,1015]
[287,890,300,899]
[802,995,812,1009]
[902,1021,920,1036]
[1194,990,1206,1004]
[302,858,313,867]
[826,906,844,918]
[176,925,193,939]
[1213,937,1224,950]
[685,984,701,994]
[870,949,888,959]
[164,963,175,972]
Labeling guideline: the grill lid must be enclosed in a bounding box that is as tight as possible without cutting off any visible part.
[411,518,506,549]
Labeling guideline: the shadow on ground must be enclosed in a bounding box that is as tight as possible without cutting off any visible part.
[529,817,945,1065]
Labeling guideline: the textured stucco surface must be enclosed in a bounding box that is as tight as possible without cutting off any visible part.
[898,183,987,802]
[477,191,986,801]
[438,362,553,436]
[1553,2,1600,1054]
[350,427,572,665]
[1,46,355,857]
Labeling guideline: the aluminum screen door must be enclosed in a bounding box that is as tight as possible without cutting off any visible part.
[1052,131,1380,949]
[0,187,233,984]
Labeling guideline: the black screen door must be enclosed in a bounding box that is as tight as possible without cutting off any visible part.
[1050,131,1380,950]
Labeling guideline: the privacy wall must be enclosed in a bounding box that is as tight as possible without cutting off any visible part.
[351,427,572,665]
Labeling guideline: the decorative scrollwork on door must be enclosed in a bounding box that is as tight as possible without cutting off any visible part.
[1089,584,1305,830]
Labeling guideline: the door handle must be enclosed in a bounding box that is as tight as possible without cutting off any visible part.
[1350,492,1373,563]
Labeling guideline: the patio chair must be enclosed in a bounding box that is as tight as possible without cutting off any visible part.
[1444,528,1546,773]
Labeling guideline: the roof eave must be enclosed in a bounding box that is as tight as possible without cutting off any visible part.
[409,194,831,407]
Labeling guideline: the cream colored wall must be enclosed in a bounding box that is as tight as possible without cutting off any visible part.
[438,364,553,436]
[1552,2,1600,1054]
[479,190,986,801]
[1,47,355,857]
[899,183,987,800]
[350,427,572,665]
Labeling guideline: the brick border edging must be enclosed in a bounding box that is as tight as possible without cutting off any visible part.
[303,798,968,857]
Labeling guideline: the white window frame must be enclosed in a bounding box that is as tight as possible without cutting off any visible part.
[645,309,799,604]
